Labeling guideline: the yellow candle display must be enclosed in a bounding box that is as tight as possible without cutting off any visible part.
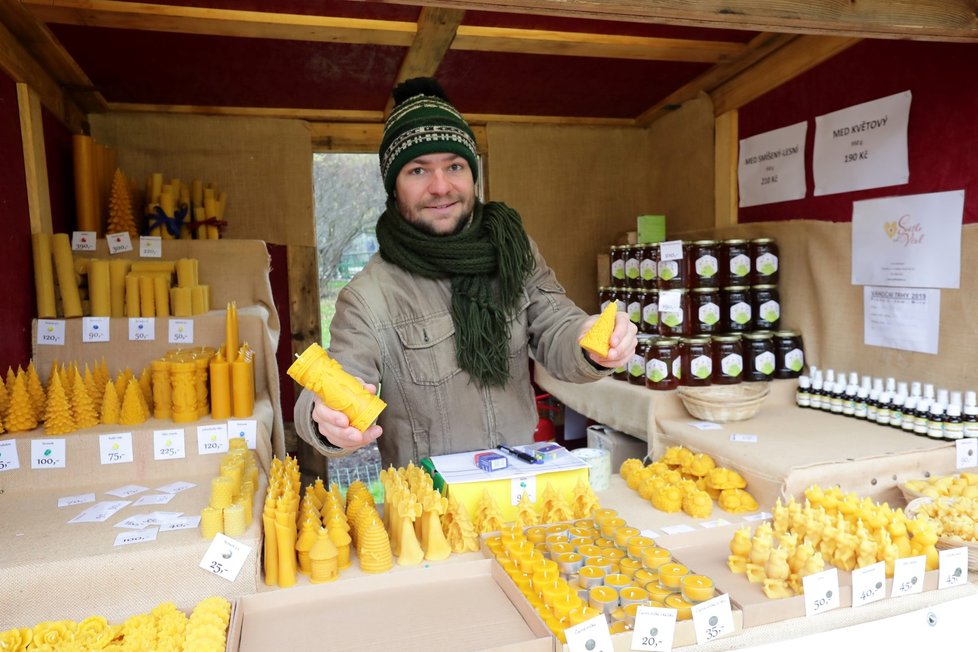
[619,557,643,578]
[223,502,246,537]
[548,542,574,557]
[209,351,231,420]
[154,274,170,317]
[150,359,171,419]
[51,233,83,317]
[109,259,129,317]
[171,286,192,317]
[274,510,298,587]
[633,568,657,585]
[658,562,689,589]
[191,285,208,315]
[138,275,155,317]
[664,594,695,621]
[130,261,176,275]
[613,526,640,548]
[200,506,223,539]
[681,574,716,603]
[555,551,583,575]
[287,343,386,432]
[642,546,672,570]
[210,476,234,509]
[125,274,141,317]
[603,572,631,591]
[31,233,57,318]
[626,535,656,560]
[587,586,619,613]
[540,581,570,608]
[599,516,626,538]
[88,259,111,317]
[225,301,238,363]
[231,346,255,418]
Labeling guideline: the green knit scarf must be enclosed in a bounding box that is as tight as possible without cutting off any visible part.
[376,199,535,387]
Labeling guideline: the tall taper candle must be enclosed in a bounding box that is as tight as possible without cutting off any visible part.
[31,233,57,318]
[109,259,130,318]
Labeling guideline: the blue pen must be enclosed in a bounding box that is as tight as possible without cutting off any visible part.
[497,444,540,464]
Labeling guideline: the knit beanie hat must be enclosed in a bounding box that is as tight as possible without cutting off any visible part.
[379,77,479,195]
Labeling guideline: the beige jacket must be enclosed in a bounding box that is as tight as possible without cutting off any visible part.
[294,240,608,468]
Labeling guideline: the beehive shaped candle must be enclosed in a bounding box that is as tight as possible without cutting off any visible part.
[287,343,386,432]
[42,372,74,435]
[7,374,38,432]
[579,300,617,357]
[119,379,148,425]
[357,513,393,573]
[100,379,121,425]
[309,527,339,583]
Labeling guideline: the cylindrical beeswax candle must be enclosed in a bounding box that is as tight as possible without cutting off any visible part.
[210,476,234,509]
[287,343,386,432]
[154,275,170,317]
[171,287,192,317]
[139,276,155,317]
[51,233,83,317]
[125,275,141,317]
[109,259,130,317]
[231,348,254,418]
[200,506,223,539]
[31,233,57,318]
[88,259,111,317]
[223,502,246,537]
[209,351,231,420]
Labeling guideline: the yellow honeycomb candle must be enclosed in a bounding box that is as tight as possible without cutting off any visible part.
[579,300,617,357]
[200,506,223,539]
[210,476,234,509]
[664,593,695,620]
[287,343,386,432]
[223,502,246,537]
[588,585,619,614]
[658,563,689,589]
[681,574,715,603]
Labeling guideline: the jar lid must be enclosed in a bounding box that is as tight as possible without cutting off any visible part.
[773,329,799,337]
[750,237,775,244]
[680,336,711,344]
[656,337,679,346]
[692,239,717,246]
[711,334,742,343]
[691,287,716,294]
[637,334,658,342]
[722,285,749,291]
[723,238,748,244]
[751,284,777,290]
[742,331,774,340]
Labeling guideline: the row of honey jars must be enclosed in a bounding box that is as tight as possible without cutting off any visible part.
[609,238,779,290]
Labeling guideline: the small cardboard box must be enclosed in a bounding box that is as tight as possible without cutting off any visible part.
[227,559,552,651]
[586,425,648,470]
[637,215,666,244]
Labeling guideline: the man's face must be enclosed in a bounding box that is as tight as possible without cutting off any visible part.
[394,153,475,236]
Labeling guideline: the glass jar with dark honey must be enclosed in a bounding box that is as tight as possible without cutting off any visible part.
[641,289,659,335]
[640,244,658,290]
[624,245,642,288]
[656,240,686,290]
[750,284,781,331]
[645,336,678,390]
[687,240,719,288]
[749,237,780,285]
[625,289,642,329]
[742,331,775,382]
[721,285,752,333]
[610,245,626,286]
[629,336,653,386]
[690,287,721,336]
[720,239,751,286]
[598,286,615,313]
[711,334,743,385]
[657,288,688,337]
[773,330,805,379]
[679,336,713,386]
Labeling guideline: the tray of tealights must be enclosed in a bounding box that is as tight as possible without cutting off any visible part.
[482,508,742,648]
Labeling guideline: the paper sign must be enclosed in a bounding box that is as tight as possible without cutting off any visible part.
[115,515,154,529]
[36,320,65,346]
[68,500,131,523]
[31,439,66,469]
[956,438,977,469]
[197,424,229,455]
[200,533,252,582]
[145,511,183,526]
[631,606,677,651]
[743,512,773,522]
[82,317,110,343]
[154,429,187,461]
[692,593,735,644]
[160,515,202,532]
[738,121,807,207]
[938,547,968,589]
[803,568,841,616]
[640,529,661,539]
[660,524,696,535]
[227,420,257,449]
[156,481,195,494]
[510,475,537,505]
[71,231,97,251]
[689,421,722,431]
[58,493,96,508]
[730,433,758,443]
[564,614,614,652]
[106,232,133,254]
[106,484,149,498]
[700,519,732,529]
[852,190,963,289]
[139,236,162,258]
[851,561,886,607]
[659,240,683,261]
[133,493,175,506]
[813,90,911,196]
[0,440,21,472]
[659,290,682,313]
[864,286,940,354]
[891,555,926,596]
[129,317,156,342]
[99,433,134,465]
[168,319,194,345]
[114,527,159,547]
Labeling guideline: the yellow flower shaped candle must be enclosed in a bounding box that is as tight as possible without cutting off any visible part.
[0,627,32,652]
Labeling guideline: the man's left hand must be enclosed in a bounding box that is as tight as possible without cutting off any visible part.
[579,311,638,369]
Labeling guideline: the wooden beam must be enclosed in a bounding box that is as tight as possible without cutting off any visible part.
[107,102,386,123]
[309,122,490,152]
[377,0,978,41]
[18,83,54,235]
[711,35,859,115]
[385,7,465,114]
[714,109,738,228]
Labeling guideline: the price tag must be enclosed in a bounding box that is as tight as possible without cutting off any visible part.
[139,236,162,258]
[227,419,257,449]
[133,493,175,507]
[659,240,683,261]
[659,290,682,313]
[701,518,732,528]
[99,433,134,465]
[114,527,158,547]
[128,317,156,342]
[730,433,758,443]
[145,511,183,526]
[803,568,840,616]
[106,484,149,498]
[153,429,186,460]
[510,475,537,505]
[156,480,196,494]
[106,232,133,254]
[71,231,97,251]
[81,317,110,343]
[938,547,968,589]
[0,440,21,472]
[168,318,194,344]
[115,514,153,529]
[689,421,722,430]
[956,438,977,469]
[36,319,65,346]
[692,593,735,645]
[58,492,95,508]
[891,555,926,597]
[68,500,131,523]
[744,512,773,522]
[200,533,252,582]
[197,423,229,455]
[640,528,661,539]
[660,524,696,535]
[564,614,614,652]
[631,606,676,651]
[160,515,201,532]
[851,561,886,607]
[31,439,66,469]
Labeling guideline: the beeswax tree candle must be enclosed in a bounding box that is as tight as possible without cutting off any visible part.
[119,379,148,425]
[70,368,99,429]
[7,374,38,432]
[100,379,121,424]
[288,343,385,432]
[44,372,75,435]
[26,362,46,421]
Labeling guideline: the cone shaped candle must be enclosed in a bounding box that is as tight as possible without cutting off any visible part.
[579,300,617,357]
[287,343,386,432]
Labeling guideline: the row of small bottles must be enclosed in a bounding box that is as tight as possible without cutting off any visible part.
[796,367,978,440]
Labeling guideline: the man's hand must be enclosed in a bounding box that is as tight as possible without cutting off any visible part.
[579,311,638,369]
[311,381,383,450]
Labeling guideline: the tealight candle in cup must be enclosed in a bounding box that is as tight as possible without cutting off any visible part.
[623,602,642,627]
[633,569,657,585]
[500,524,524,541]
[546,523,570,535]
[568,605,602,627]
[517,550,544,574]
[609,621,630,635]
[511,573,533,593]
[681,574,715,603]
[602,548,626,565]
[577,544,602,561]
[541,579,571,607]
[578,565,605,588]
[555,551,584,575]
[619,586,649,607]
[664,594,695,621]
[545,534,569,552]
[548,542,575,557]
[525,526,548,544]
[603,573,631,592]
[485,536,504,557]
[532,558,560,578]
[567,527,591,541]
[614,526,640,548]
[592,508,618,526]
[497,556,521,575]
[619,557,643,578]
[642,546,672,571]
[645,581,673,603]
[658,563,689,589]
[599,517,626,538]
[504,537,533,559]
[594,537,616,549]
[552,591,583,621]
[585,556,613,575]
[626,536,656,560]
[588,586,620,614]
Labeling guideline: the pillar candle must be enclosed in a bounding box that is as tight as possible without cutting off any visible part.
[223,503,246,537]
[190,286,207,315]
[169,360,198,422]
[210,191,227,239]
[153,274,170,317]
[230,347,255,418]
[73,135,98,233]
[210,476,234,509]
[170,287,192,317]
[204,189,217,239]
[108,259,129,318]
[262,505,278,585]
[209,351,231,420]
[200,506,223,539]
[194,354,210,418]
[149,172,163,205]
[31,233,58,318]
[130,261,175,275]
[175,258,196,288]
[158,187,175,240]
[51,233,83,317]
[225,302,238,366]
[138,275,155,317]
[150,359,171,420]
[193,205,207,240]
[87,259,111,317]
[125,274,140,317]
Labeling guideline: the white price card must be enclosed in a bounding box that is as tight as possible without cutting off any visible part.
[168,319,194,345]
[659,240,683,261]
[99,433,134,465]
[227,420,257,449]
[564,613,614,652]
[145,511,183,526]
[956,438,977,469]
[631,606,676,651]
[82,317,110,343]
[115,515,153,529]
[0,440,20,472]
[851,561,886,607]
[640,529,661,539]
[701,518,732,529]
[160,515,201,532]
[692,593,735,645]
[58,492,95,508]
[510,475,537,505]
[106,484,149,498]
[938,547,968,589]
[68,500,131,523]
[659,290,682,313]
[36,319,65,346]
[891,555,926,597]
[139,236,162,258]
[197,423,229,455]
[71,231,97,251]
[114,527,158,547]
[803,567,841,616]
[153,429,187,461]
[156,480,195,494]
[128,317,156,342]
[133,493,175,507]
[730,433,758,443]
[660,524,696,535]
[200,533,252,582]
[744,512,773,522]
[106,232,133,254]
[689,421,722,430]
[31,438,66,469]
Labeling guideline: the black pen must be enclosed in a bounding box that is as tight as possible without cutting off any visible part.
[497,444,539,464]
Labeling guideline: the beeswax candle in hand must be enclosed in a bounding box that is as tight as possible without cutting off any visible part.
[287,343,386,432]
[579,300,617,357]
